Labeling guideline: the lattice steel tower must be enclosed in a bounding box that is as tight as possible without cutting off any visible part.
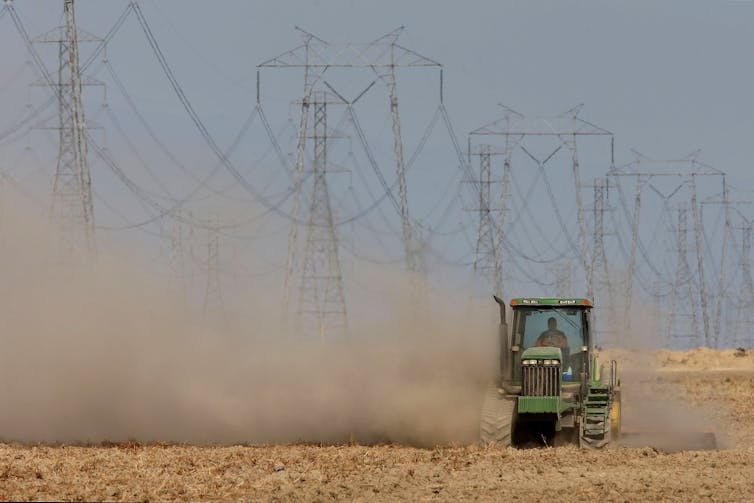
[258,27,442,319]
[591,178,610,295]
[168,207,194,297]
[590,177,616,343]
[735,220,754,347]
[468,105,614,301]
[471,144,502,296]
[297,92,348,339]
[609,151,724,346]
[667,204,699,345]
[203,217,225,319]
[41,0,96,256]
[553,260,574,297]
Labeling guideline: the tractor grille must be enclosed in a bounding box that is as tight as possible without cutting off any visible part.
[522,364,561,396]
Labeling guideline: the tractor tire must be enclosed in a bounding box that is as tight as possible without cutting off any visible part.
[480,384,516,446]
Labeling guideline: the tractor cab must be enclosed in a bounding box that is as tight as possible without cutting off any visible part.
[509,298,592,384]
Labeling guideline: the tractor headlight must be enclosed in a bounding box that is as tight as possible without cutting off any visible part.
[522,359,537,365]
[543,359,560,365]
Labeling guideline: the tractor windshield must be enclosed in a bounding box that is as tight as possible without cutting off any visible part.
[512,307,589,380]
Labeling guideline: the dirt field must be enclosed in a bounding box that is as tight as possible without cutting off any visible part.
[1,349,753,502]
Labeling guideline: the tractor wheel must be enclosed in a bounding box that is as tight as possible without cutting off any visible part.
[480,384,516,446]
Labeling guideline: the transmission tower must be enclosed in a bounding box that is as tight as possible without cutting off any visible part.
[591,178,610,296]
[689,173,711,346]
[699,182,732,348]
[553,260,574,297]
[667,204,699,346]
[168,207,194,297]
[608,151,725,347]
[704,191,754,347]
[468,104,614,300]
[470,144,502,295]
[203,216,225,320]
[33,0,98,258]
[588,176,617,343]
[258,27,443,320]
[296,92,348,339]
[735,219,754,347]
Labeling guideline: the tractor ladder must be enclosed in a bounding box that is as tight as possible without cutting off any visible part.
[580,386,612,449]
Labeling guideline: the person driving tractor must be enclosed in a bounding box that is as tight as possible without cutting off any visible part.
[535,317,568,349]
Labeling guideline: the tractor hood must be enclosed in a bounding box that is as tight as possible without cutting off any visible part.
[520,346,563,361]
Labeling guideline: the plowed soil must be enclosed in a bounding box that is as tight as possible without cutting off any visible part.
[1,349,753,502]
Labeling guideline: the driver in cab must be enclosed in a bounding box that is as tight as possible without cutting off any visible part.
[535,317,568,349]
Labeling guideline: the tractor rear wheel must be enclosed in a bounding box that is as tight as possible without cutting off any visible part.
[480,384,516,446]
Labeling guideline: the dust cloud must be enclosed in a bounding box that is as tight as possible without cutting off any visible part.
[0,194,728,450]
[616,366,723,451]
[599,311,724,451]
[0,196,497,446]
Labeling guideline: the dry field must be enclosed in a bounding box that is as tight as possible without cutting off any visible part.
[1,349,753,502]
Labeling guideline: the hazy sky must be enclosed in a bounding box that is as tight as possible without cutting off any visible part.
[1,1,753,310]
[5,1,753,181]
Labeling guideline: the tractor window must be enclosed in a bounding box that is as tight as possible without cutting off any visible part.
[513,308,587,377]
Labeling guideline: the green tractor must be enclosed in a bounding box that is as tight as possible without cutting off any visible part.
[480,296,621,448]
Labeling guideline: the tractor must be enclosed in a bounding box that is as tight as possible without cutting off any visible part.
[480,296,621,448]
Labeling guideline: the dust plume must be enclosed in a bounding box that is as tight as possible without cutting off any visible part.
[0,195,496,446]
[598,309,725,451]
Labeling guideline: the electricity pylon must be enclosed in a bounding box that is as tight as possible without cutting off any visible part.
[259,27,442,320]
[296,92,348,339]
[168,207,194,297]
[468,104,614,301]
[608,150,725,347]
[667,204,699,345]
[203,216,225,321]
[35,0,97,258]
[470,143,502,296]
[588,177,617,345]
[735,219,754,347]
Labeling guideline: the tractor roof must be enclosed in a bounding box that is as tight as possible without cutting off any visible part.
[510,297,593,308]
